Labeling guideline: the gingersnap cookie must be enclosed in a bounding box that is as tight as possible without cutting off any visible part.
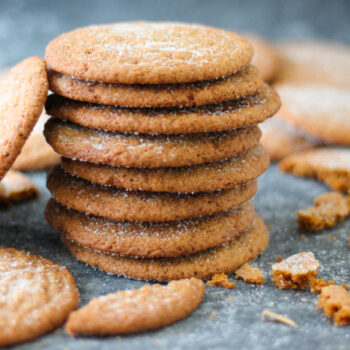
[0,247,79,347]
[61,216,268,281]
[46,84,280,134]
[279,147,350,193]
[44,119,261,168]
[12,113,60,171]
[46,22,253,85]
[47,166,257,222]
[244,34,280,82]
[275,40,350,88]
[277,84,350,146]
[260,116,319,161]
[61,145,268,193]
[0,170,39,208]
[66,278,204,336]
[48,65,263,108]
[0,57,48,181]
[46,199,255,258]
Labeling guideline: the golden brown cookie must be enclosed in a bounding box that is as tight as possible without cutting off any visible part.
[48,65,263,107]
[45,22,253,84]
[45,199,255,258]
[60,216,269,281]
[296,192,350,231]
[12,113,60,171]
[61,145,269,193]
[0,170,39,208]
[260,114,319,161]
[0,57,48,180]
[45,84,280,134]
[275,40,350,88]
[47,165,257,222]
[277,84,350,146]
[0,247,79,347]
[244,34,280,82]
[66,278,204,336]
[44,119,261,168]
[279,147,350,193]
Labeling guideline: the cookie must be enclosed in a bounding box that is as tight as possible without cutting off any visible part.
[12,113,60,171]
[277,84,350,146]
[66,278,204,336]
[45,84,280,134]
[275,40,350,88]
[44,119,261,168]
[317,285,350,326]
[296,192,350,231]
[47,165,257,222]
[279,147,350,193]
[61,145,269,193]
[260,115,319,161]
[60,216,268,281]
[45,22,253,84]
[0,170,39,207]
[45,199,255,258]
[0,57,48,180]
[272,252,320,290]
[244,34,280,82]
[0,247,79,347]
[234,263,264,284]
[48,65,263,107]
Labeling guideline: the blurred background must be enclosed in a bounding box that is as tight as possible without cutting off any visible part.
[1,0,349,67]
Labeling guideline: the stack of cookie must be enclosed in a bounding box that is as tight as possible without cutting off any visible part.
[44,22,280,281]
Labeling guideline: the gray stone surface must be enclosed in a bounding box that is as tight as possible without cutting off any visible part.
[1,165,350,350]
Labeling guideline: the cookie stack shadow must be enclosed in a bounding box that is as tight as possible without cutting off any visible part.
[43,23,280,282]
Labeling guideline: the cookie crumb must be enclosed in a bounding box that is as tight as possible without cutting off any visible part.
[262,310,297,328]
[235,263,264,284]
[272,252,320,290]
[207,273,235,289]
[310,277,335,293]
[276,256,283,262]
[300,234,306,240]
[228,296,234,301]
[296,192,350,231]
[317,285,350,326]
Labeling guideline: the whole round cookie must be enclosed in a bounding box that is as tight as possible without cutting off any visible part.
[44,119,261,168]
[45,199,255,258]
[275,40,350,88]
[61,216,268,281]
[47,166,257,222]
[48,65,263,107]
[277,84,350,146]
[66,278,204,336]
[244,34,280,82]
[0,57,48,180]
[45,84,280,134]
[0,247,79,347]
[45,22,253,84]
[61,145,269,193]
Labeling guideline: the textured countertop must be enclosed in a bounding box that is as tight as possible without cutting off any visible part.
[1,164,349,350]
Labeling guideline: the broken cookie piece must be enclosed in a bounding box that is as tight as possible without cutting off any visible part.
[296,192,350,231]
[66,278,205,336]
[317,285,350,326]
[310,277,335,294]
[207,273,236,289]
[235,263,264,284]
[272,252,320,290]
[0,170,39,208]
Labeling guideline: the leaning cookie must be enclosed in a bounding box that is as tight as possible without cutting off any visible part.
[66,278,204,336]
[0,57,48,180]
[0,247,79,347]
[61,216,268,281]
[45,199,255,258]
[279,147,350,193]
[47,165,257,222]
